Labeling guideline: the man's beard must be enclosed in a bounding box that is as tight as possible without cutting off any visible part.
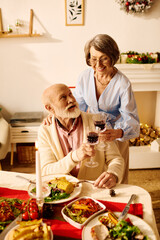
[54,103,81,119]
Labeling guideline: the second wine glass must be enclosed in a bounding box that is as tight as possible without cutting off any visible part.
[85,127,99,168]
[93,112,108,151]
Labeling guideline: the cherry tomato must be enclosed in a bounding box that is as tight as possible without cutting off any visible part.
[30,211,39,220]
[22,201,27,208]
[29,206,38,212]
[22,211,29,220]
[29,201,38,207]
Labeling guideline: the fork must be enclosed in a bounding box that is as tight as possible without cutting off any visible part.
[74,180,94,186]
[16,175,36,184]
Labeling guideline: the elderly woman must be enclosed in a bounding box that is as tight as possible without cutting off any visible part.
[73,34,140,183]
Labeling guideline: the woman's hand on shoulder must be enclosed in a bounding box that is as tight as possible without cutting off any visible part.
[43,114,53,126]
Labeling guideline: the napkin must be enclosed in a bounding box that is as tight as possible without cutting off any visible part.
[0,187,30,200]
[0,187,143,240]
[99,200,143,218]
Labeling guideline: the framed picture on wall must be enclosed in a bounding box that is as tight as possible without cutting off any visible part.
[65,0,84,26]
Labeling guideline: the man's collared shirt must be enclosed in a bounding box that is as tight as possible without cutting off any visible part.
[55,116,83,177]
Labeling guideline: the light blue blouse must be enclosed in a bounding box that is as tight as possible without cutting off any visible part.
[73,68,140,141]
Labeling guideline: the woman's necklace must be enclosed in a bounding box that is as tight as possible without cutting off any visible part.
[97,78,110,86]
[96,67,117,86]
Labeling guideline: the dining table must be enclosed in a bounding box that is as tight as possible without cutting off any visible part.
[0,170,159,240]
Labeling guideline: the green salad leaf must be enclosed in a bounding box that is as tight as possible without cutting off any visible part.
[109,220,150,240]
[44,190,69,202]
[31,182,70,202]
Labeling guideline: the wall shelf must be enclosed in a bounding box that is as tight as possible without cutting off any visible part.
[0,33,41,38]
[0,9,41,38]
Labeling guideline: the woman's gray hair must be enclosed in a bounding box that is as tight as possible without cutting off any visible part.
[84,34,120,66]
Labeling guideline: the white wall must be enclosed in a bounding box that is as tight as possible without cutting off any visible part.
[1,0,160,122]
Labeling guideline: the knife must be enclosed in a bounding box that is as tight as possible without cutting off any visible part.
[118,194,137,221]
[0,214,22,240]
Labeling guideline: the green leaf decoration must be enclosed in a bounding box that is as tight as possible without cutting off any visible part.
[69,10,73,16]
[68,1,82,22]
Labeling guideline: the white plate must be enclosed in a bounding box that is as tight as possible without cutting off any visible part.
[4,224,53,240]
[42,174,82,204]
[82,212,156,240]
[61,197,106,229]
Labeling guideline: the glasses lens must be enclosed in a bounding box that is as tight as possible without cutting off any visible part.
[90,57,108,65]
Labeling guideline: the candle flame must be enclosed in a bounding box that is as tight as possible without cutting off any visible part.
[35,140,38,151]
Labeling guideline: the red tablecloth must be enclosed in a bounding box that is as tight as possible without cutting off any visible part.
[0,187,143,240]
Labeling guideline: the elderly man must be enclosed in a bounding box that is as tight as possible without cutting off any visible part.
[38,84,124,189]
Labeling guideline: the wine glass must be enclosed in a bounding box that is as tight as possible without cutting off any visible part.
[84,126,99,168]
[93,112,108,151]
[28,182,51,200]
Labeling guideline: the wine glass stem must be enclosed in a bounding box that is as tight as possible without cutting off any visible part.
[90,157,94,163]
[36,197,44,217]
[36,197,44,205]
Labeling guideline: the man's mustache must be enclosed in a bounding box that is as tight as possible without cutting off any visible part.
[66,103,78,111]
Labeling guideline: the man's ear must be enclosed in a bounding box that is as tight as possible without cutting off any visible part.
[45,104,55,114]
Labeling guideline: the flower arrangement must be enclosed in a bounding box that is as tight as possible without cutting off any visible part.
[120,51,160,64]
[116,0,153,13]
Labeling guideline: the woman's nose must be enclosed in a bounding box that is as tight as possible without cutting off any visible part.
[96,59,102,67]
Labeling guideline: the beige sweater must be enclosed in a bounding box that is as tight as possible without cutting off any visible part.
[38,112,124,183]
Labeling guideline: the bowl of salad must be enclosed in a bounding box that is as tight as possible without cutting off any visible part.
[61,197,106,229]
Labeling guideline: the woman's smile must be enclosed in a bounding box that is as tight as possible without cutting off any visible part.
[97,66,106,72]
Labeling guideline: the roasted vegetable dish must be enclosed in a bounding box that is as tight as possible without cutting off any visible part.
[64,198,103,224]
[0,198,23,232]
[0,197,44,232]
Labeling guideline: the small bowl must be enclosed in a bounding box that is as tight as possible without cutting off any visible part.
[61,196,106,229]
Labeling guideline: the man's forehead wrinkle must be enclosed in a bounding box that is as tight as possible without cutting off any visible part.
[58,87,70,96]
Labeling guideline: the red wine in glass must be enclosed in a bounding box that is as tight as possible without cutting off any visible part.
[85,130,99,168]
[93,113,108,151]
[94,120,106,132]
[87,132,99,144]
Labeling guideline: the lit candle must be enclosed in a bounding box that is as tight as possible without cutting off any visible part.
[35,141,42,199]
